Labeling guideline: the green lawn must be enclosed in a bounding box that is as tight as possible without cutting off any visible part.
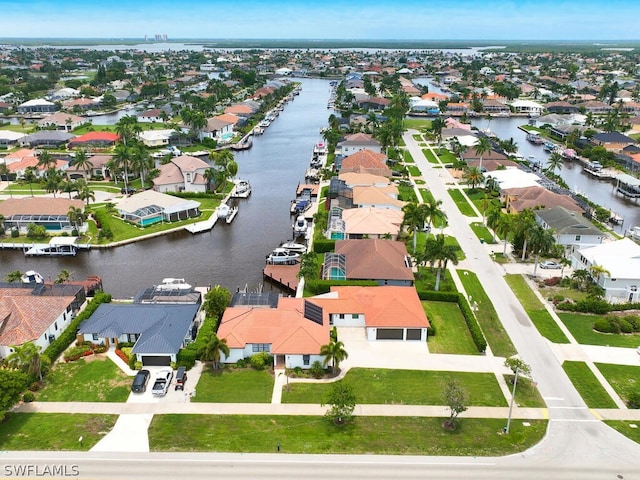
[407,165,422,177]
[457,270,517,358]
[398,184,418,203]
[422,148,441,164]
[469,222,496,244]
[415,266,458,292]
[504,274,570,344]
[464,188,501,213]
[193,367,274,403]
[0,413,117,451]
[448,189,477,216]
[605,421,640,445]
[149,414,547,455]
[404,118,431,130]
[558,313,640,348]
[403,150,415,163]
[438,150,458,164]
[36,357,131,402]
[595,363,640,407]
[504,375,546,408]
[282,368,507,406]
[562,361,617,408]
[422,301,479,355]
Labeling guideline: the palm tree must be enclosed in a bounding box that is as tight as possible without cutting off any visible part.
[5,341,48,382]
[589,264,611,285]
[113,144,131,191]
[73,149,94,179]
[546,152,563,175]
[402,202,428,254]
[77,181,95,206]
[512,210,536,261]
[474,136,492,171]
[67,205,86,231]
[462,166,485,191]
[320,336,349,376]
[479,194,493,226]
[54,269,72,284]
[422,198,447,233]
[4,270,23,283]
[203,167,217,192]
[36,150,56,171]
[430,117,446,151]
[43,168,61,197]
[529,225,556,276]
[22,167,38,197]
[485,206,502,243]
[131,143,152,189]
[494,212,512,255]
[422,233,460,291]
[201,334,230,370]
[59,179,76,199]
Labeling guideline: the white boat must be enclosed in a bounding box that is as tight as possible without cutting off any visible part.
[293,215,308,237]
[258,119,270,128]
[24,237,80,257]
[266,247,300,265]
[225,206,239,224]
[628,226,640,241]
[156,278,192,291]
[253,127,264,135]
[280,241,307,254]
[21,270,44,284]
[231,179,252,198]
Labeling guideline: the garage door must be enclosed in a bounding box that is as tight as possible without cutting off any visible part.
[142,355,171,366]
[376,329,403,340]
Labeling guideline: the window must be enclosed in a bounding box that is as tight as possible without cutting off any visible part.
[339,314,345,319]
[351,314,358,320]
[128,333,138,343]
[252,344,271,352]
[303,355,310,366]
[54,322,58,331]
[575,235,581,241]
[92,333,99,341]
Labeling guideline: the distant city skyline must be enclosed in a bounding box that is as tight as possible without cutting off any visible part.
[1,0,639,41]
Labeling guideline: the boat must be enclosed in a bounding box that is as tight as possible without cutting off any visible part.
[231,179,252,198]
[156,278,192,291]
[225,206,239,224]
[526,133,544,145]
[280,241,307,254]
[24,237,80,257]
[230,137,253,151]
[253,127,264,135]
[291,199,310,215]
[266,247,300,265]
[21,270,44,284]
[293,215,308,237]
[543,141,556,152]
[258,119,270,129]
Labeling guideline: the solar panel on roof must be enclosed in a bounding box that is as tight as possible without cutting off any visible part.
[303,300,323,325]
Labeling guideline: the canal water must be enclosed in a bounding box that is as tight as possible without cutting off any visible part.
[0,78,332,298]
[414,77,639,230]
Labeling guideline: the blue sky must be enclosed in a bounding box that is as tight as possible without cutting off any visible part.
[1,0,639,41]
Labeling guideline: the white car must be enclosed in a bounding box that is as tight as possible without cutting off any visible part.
[151,368,174,396]
[539,260,561,269]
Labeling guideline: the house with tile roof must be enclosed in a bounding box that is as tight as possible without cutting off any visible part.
[0,286,77,359]
[352,185,405,210]
[78,302,200,366]
[200,115,236,143]
[68,131,119,148]
[37,112,84,131]
[17,98,58,113]
[218,286,429,368]
[571,238,640,304]
[502,186,583,214]
[19,130,75,148]
[339,149,391,177]
[341,206,404,239]
[137,108,166,123]
[325,239,414,285]
[66,154,112,180]
[152,155,210,193]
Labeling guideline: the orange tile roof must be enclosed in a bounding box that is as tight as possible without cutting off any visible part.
[0,197,84,216]
[0,288,76,346]
[342,149,389,171]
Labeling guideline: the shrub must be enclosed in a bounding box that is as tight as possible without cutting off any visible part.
[543,276,561,286]
[619,318,634,334]
[594,318,618,334]
[293,366,303,377]
[11,228,19,238]
[64,344,92,362]
[627,392,640,409]
[134,361,143,370]
[176,348,196,370]
[22,392,35,403]
[235,358,247,368]
[457,293,487,353]
[28,381,42,392]
[114,349,129,364]
[417,290,459,302]
[93,344,108,354]
[128,355,137,370]
[427,322,437,337]
[310,360,325,379]
[249,352,272,370]
[312,238,336,254]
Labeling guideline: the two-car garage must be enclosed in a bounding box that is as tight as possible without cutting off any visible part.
[141,355,171,367]
[371,327,427,341]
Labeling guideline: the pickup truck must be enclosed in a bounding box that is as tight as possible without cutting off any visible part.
[151,368,174,396]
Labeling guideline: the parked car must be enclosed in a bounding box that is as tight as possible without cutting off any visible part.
[540,260,562,269]
[151,368,174,396]
[174,366,187,391]
[131,369,150,393]
[121,187,136,195]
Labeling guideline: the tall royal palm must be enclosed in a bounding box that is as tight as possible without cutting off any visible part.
[546,152,563,175]
[402,202,428,254]
[113,144,131,191]
[423,233,460,291]
[423,198,447,233]
[474,136,492,171]
[529,225,556,275]
[73,149,94,179]
[131,143,152,190]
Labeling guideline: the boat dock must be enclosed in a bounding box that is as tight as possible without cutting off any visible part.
[0,237,91,256]
[263,264,300,294]
[184,212,219,233]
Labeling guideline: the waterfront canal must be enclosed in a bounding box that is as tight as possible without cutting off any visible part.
[0,78,332,298]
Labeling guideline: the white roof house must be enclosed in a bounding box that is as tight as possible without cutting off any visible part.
[572,238,640,303]
[137,129,175,147]
[116,190,201,225]
[485,169,541,190]
[510,99,544,115]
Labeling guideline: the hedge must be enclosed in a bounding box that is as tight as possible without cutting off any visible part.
[312,238,336,254]
[304,279,378,295]
[175,314,218,369]
[417,290,459,303]
[456,293,487,353]
[557,298,640,314]
[43,292,112,362]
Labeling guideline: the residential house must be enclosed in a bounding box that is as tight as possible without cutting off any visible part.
[66,154,113,180]
[0,285,78,360]
[19,130,75,148]
[482,99,511,114]
[17,98,57,113]
[591,132,636,154]
[545,101,580,114]
[152,155,210,193]
[535,206,604,255]
[502,186,583,214]
[0,197,85,233]
[572,238,640,304]
[201,116,235,143]
[68,131,119,149]
[137,129,175,148]
[324,239,414,285]
[509,99,544,116]
[340,206,404,239]
[339,149,391,177]
[137,108,166,123]
[37,112,84,131]
[352,184,405,210]
[337,133,383,156]
[0,130,26,147]
[578,100,612,114]
[78,302,200,366]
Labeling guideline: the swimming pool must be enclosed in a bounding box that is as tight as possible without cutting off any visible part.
[139,215,163,226]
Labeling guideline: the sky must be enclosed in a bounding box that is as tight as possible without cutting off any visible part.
[1,0,639,41]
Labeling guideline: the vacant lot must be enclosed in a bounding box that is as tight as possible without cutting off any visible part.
[423,301,478,355]
[193,367,275,403]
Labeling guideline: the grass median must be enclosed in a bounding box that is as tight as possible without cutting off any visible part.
[149,414,547,455]
[562,361,617,408]
[448,189,477,216]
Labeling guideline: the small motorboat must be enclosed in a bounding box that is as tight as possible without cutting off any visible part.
[280,241,307,254]
[293,215,308,237]
[266,247,300,265]
[21,270,44,284]
[231,179,252,198]
[156,278,192,291]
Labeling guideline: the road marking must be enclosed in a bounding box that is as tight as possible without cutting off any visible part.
[550,419,600,423]
[548,406,588,410]
[590,409,603,420]
[543,397,565,401]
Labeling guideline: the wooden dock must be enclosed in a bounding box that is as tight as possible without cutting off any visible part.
[263,264,300,294]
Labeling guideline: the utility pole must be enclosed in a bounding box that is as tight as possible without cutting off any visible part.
[505,367,519,434]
